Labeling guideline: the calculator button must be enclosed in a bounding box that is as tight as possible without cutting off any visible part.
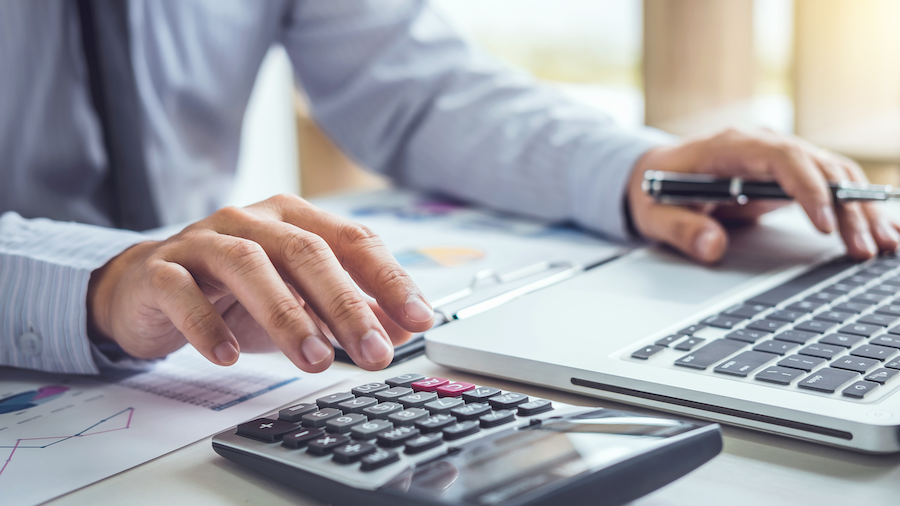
[517,399,553,416]
[674,337,705,351]
[332,442,377,464]
[725,329,769,343]
[377,426,420,447]
[443,420,480,441]
[832,356,879,374]
[404,433,444,454]
[316,392,355,409]
[350,420,393,441]
[411,377,450,392]
[281,427,325,449]
[236,418,299,442]
[307,434,350,456]
[325,413,368,434]
[777,354,826,372]
[451,402,491,421]
[755,366,805,385]
[864,368,899,384]
[278,403,317,423]
[773,330,817,345]
[851,345,897,361]
[385,374,426,388]
[480,410,516,428]
[337,396,378,413]
[398,392,438,408]
[301,408,343,428]
[424,397,464,414]
[713,351,777,377]
[362,402,403,420]
[435,381,476,397]
[752,340,798,356]
[842,381,880,399]
[818,334,863,348]
[415,414,457,433]
[797,343,843,360]
[374,387,413,402]
[351,383,390,397]
[389,408,430,426]
[631,345,664,359]
[360,449,400,471]
[798,368,859,393]
[462,387,501,403]
[487,393,529,410]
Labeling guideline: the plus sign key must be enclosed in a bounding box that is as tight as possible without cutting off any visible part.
[236,418,299,442]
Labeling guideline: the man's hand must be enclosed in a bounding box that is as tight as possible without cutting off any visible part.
[628,128,900,263]
[87,195,435,372]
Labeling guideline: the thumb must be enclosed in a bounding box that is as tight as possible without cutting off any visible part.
[638,204,728,263]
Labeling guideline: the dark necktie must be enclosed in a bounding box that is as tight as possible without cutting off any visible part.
[76,0,160,231]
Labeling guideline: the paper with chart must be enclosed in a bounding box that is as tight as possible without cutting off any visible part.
[0,347,356,506]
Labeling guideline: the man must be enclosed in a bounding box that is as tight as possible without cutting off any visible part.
[2,1,897,376]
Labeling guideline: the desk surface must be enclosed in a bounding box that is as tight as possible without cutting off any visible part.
[46,354,900,506]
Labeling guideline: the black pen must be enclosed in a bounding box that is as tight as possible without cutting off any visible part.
[642,170,900,205]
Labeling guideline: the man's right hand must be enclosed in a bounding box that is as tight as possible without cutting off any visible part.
[86,194,435,372]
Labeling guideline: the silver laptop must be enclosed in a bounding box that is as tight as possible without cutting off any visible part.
[424,206,900,453]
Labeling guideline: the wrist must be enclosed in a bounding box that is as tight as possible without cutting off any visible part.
[87,241,156,344]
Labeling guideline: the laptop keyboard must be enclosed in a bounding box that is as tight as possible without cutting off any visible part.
[630,255,900,400]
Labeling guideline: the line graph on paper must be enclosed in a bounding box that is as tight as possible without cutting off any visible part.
[0,408,134,479]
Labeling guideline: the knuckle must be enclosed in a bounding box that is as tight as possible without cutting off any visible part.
[182,310,219,338]
[280,233,332,266]
[266,296,306,331]
[339,222,378,246]
[326,290,370,324]
[148,263,187,293]
[268,193,307,208]
[372,264,411,292]
[221,239,268,276]
[213,205,251,223]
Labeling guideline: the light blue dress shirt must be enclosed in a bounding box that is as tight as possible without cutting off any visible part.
[0,0,671,374]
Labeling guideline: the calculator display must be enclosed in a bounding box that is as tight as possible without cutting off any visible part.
[384,412,697,505]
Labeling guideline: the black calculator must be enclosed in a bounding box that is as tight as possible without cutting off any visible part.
[212,373,722,506]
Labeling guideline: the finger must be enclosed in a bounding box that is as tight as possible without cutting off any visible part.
[768,143,836,234]
[636,203,729,263]
[713,200,791,222]
[839,160,900,253]
[367,299,415,346]
[164,230,336,372]
[147,261,240,366]
[809,156,874,259]
[215,296,280,353]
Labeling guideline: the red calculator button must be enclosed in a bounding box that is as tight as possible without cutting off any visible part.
[436,382,476,397]
[411,377,449,392]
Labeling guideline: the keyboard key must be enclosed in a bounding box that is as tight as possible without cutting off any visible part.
[888,324,900,336]
[337,396,378,414]
[753,340,798,356]
[675,339,746,369]
[777,354,826,371]
[793,320,836,334]
[480,409,516,428]
[278,403,317,423]
[443,420,480,440]
[842,381,880,399]
[773,330,817,344]
[883,275,900,286]
[301,408,343,428]
[850,293,886,305]
[819,333,864,348]
[725,329,770,343]
[785,301,825,313]
[326,413,368,434]
[832,302,869,314]
[851,345,897,361]
[377,426,420,447]
[360,449,400,471]
[871,334,900,349]
[813,311,855,324]
[307,434,350,456]
[867,285,900,296]
[388,408,430,426]
[333,442,377,464]
[451,402,492,421]
[838,323,881,337]
[351,383,391,397]
[281,427,325,449]
[768,310,803,322]
[632,345,665,359]
[404,433,444,454]
[746,257,856,306]
[487,393,529,410]
[398,392,438,408]
[874,304,900,317]
[798,368,859,393]
[362,402,403,420]
[704,315,742,329]
[861,264,894,276]
[798,343,844,360]
[424,397,464,414]
[350,419,393,441]
[678,324,707,335]
[822,283,855,295]
[857,314,899,327]
[831,356,879,373]
[462,386,502,403]
[806,292,840,303]
[411,377,450,392]
[864,368,899,384]
[755,366,805,385]
[236,418,299,442]
[714,351,777,377]
[374,387,413,402]
[517,399,554,416]
[436,381,476,397]
[887,359,900,370]
[724,304,769,318]
[655,334,683,347]
[839,275,868,286]
[316,392,354,409]
[674,337,705,351]
[747,319,789,333]
[385,374,426,388]
[415,414,457,433]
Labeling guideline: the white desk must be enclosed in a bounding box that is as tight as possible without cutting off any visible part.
[47,353,900,506]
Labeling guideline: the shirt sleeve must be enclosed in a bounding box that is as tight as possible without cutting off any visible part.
[0,212,148,374]
[281,0,676,241]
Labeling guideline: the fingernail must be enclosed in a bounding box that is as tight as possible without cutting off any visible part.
[213,342,239,364]
[855,232,877,256]
[301,335,332,365]
[405,297,434,323]
[694,229,719,261]
[877,221,900,244]
[817,206,837,233]
[360,330,392,364]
